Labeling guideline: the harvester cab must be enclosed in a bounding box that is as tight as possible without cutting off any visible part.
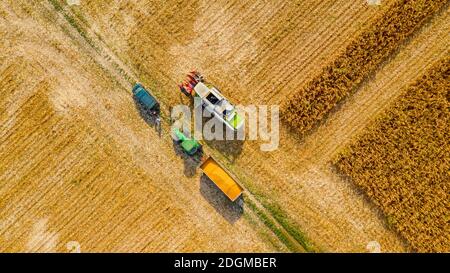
[179,71,244,132]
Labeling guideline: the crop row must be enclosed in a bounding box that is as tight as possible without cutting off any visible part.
[335,57,450,252]
[281,0,447,135]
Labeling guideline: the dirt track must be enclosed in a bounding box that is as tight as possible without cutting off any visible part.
[0,0,276,252]
[232,4,449,251]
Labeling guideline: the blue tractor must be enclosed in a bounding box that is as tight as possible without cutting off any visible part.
[132,83,159,113]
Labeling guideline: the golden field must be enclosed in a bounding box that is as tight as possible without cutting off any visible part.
[1,0,448,252]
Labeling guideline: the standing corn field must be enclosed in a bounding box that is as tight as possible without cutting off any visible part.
[335,58,450,252]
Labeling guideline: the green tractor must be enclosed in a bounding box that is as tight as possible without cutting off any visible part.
[172,128,201,156]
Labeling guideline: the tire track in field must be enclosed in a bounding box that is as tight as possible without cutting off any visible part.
[224,1,332,101]
[0,1,184,251]
[0,0,276,252]
[40,0,310,251]
[0,121,93,249]
[81,0,400,251]
[232,4,449,252]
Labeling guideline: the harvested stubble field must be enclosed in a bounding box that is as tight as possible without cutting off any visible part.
[1,0,448,252]
[0,1,276,252]
[335,58,450,253]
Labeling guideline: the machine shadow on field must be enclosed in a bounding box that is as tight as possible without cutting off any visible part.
[133,96,162,136]
[200,175,243,224]
[181,99,244,162]
[201,115,244,163]
[204,137,244,164]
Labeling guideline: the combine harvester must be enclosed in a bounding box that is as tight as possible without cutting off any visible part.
[179,71,244,132]
[132,80,244,206]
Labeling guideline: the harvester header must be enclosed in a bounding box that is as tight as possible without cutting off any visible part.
[178,71,244,131]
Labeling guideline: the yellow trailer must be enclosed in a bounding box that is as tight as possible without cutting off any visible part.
[200,156,244,202]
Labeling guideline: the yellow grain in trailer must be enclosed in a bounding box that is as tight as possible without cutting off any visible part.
[200,156,244,202]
